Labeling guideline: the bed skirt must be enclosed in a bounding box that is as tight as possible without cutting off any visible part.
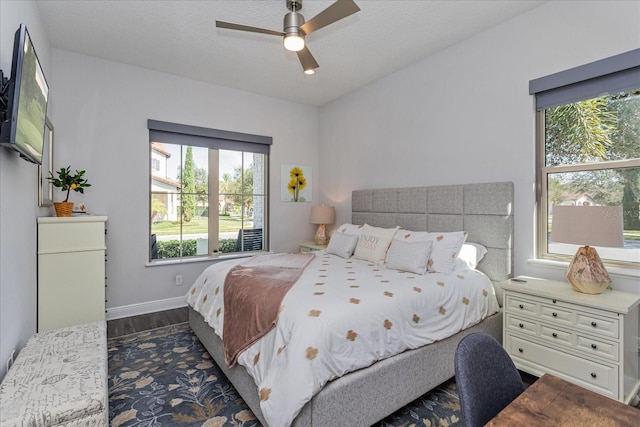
[189,306,503,427]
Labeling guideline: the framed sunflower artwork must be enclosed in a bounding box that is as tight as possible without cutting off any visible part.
[281,164,312,202]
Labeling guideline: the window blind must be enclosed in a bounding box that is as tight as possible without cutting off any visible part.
[148,119,272,154]
[530,48,640,111]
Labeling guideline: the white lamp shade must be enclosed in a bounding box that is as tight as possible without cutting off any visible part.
[551,205,623,248]
[310,205,335,225]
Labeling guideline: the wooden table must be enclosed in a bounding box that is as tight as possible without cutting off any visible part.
[486,374,639,426]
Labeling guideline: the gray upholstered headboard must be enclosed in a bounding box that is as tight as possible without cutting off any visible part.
[352,181,514,282]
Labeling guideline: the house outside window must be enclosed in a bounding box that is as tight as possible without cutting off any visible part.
[148,120,271,261]
[531,50,640,268]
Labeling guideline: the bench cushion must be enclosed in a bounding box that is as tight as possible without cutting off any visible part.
[0,322,108,426]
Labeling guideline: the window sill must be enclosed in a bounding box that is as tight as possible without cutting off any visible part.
[527,258,640,279]
[146,251,272,267]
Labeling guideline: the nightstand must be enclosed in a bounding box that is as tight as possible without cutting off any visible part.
[299,242,327,252]
[500,276,640,404]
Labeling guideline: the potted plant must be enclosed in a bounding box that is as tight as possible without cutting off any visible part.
[48,166,91,217]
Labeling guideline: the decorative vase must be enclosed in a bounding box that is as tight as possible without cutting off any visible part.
[54,201,74,217]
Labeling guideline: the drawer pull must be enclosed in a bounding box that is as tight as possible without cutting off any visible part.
[519,323,524,328]
[552,333,558,338]
[552,312,558,317]
[590,373,597,378]
[591,344,597,349]
[552,299,557,303]
[519,304,524,309]
[591,321,597,327]
[518,348,524,353]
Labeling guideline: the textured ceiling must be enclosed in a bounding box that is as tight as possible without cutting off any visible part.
[36,0,545,107]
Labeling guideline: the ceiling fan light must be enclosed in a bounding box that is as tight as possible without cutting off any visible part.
[284,34,305,52]
[304,68,315,75]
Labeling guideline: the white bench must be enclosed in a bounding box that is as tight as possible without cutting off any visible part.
[0,322,108,426]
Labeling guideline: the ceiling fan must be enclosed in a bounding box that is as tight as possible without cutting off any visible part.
[216,0,360,75]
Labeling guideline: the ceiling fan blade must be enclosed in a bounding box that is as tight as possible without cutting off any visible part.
[296,46,319,72]
[300,0,360,35]
[216,20,284,37]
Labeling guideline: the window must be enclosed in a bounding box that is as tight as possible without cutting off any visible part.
[531,49,640,268]
[148,120,271,261]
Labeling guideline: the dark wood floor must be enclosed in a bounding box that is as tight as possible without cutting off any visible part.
[107,306,189,338]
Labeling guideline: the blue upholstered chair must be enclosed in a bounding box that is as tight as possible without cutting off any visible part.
[454,333,525,427]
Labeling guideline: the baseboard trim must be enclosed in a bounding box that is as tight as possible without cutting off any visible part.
[107,296,187,320]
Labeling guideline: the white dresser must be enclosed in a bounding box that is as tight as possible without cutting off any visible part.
[37,216,107,332]
[501,276,640,404]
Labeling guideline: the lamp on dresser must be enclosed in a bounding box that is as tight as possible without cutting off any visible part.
[551,205,623,294]
[310,205,335,245]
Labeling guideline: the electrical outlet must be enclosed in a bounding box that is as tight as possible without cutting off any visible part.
[175,275,183,286]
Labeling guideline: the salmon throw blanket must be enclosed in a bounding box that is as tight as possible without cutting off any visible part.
[223,252,316,367]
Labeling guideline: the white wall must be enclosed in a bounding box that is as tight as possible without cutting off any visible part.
[0,0,51,380]
[318,1,640,293]
[50,50,319,315]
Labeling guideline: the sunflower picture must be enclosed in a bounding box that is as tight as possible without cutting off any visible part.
[281,164,312,202]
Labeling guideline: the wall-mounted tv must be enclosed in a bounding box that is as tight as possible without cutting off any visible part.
[0,23,49,164]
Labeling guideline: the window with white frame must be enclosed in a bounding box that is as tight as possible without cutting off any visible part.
[531,49,640,268]
[148,120,270,261]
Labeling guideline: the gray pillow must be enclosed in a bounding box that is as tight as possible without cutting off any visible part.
[385,239,433,275]
[326,232,359,259]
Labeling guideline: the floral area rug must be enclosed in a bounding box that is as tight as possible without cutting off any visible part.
[108,323,461,427]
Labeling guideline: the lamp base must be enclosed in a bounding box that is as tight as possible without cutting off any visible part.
[566,246,612,294]
[314,224,328,245]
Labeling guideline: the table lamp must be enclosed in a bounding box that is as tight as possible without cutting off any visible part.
[551,205,623,294]
[310,205,335,245]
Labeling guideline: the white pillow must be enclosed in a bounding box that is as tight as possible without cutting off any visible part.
[326,232,359,259]
[353,224,399,265]
[453,257,471,272]
[392,230,468,274]
[335,223,365,237]
[426,231,468,273]
[456,242,488,269]
[385,239,433,275]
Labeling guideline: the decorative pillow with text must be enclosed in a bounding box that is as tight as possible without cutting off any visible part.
[353,224,399,265]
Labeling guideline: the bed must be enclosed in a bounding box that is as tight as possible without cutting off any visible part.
[188,181,514,426]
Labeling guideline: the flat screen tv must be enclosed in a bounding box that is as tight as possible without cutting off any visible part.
[0,23,49,164]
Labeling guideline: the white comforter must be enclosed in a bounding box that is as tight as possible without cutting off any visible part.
[186,252,499,427]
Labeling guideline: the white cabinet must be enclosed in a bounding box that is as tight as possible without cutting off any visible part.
[37,216,107,332]
[501,276,640,404]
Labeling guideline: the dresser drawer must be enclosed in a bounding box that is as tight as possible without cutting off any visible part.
[506,334,617,399]
[576,335,619,362]
[505,313,537,336]
[576,312,618,339]
[540,304,573,326]
[539,325,572,346]
[505,295,538,316]
[38,221,106,253]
